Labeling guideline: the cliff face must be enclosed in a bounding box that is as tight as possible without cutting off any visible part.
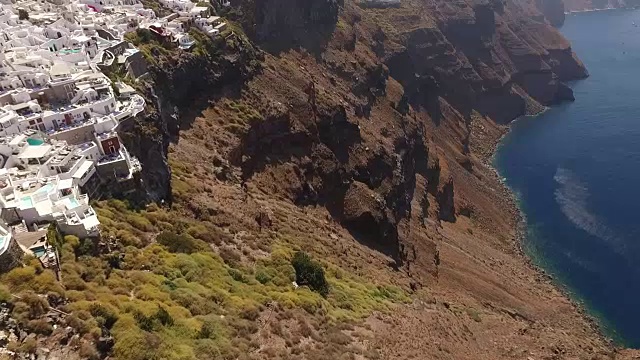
[118,30,262,203]
[220,0,588,272]
[118,0,636,358]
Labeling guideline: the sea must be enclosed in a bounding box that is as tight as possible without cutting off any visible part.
[494,8,640,347]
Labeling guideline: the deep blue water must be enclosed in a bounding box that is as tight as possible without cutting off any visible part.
[495,9,640,347]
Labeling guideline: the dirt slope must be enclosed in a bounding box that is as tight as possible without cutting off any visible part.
[152,0,640,358]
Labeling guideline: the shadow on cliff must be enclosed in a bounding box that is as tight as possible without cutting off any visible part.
[228,0,343,56]
[120,31,262,204]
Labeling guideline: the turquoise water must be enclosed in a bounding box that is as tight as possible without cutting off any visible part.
[495,9,640,346]
[27,138,44,146]
[20,196,33,209]
[31,246,46,257]
[37,184,53,194]
[64,197,80,209]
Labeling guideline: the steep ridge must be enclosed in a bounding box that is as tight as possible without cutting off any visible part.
[7,0,640,359]
[127,0,640,358]
[216,0,590,274]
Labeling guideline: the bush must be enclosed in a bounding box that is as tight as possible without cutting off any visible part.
[254,270,271,285]
[12,292,49,321]
[47,223,63,249]
[134,306,174,331]
[0,284,11,302]
[89,303,119,329]
[155,306,174,326]
[291,252,329,297]
[3,266,36,290]
[17,338,37,354]
[64,235,80,248]
[157,231,208,254]
[77,238,95,256]
[26,319,53,335]
[227,268,246,283]
[198,319,224,339]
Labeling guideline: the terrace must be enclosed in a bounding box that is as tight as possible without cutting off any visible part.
[46,117,96,136]
[97,148,125,164]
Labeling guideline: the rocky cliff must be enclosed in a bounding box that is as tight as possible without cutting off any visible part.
[16,0,639,358]
[209,0,589,273]
[115,0,640,358]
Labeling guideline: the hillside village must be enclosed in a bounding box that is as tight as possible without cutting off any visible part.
[0,0,227,274]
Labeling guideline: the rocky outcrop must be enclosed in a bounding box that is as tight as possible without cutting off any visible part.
[0,237,23,273]
[385,0,587,125]
[235,0,344,52]
[118,32,261,203]
[342,181,399,257]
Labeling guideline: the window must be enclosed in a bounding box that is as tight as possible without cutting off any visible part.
[104,105,109,113]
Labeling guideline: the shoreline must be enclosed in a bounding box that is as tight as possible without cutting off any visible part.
[564,6,638,14]
[485,111,620,351]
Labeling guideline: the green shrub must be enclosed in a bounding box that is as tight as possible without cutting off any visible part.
[291,252,329,297]
[89,303,119,329]
[0,284,10,302]
[47,223,63,249]
[26,318,53,335]
[3,266,36,290]
[16,292,49,319]
[64,235,80,248]
[198,319,224,339]
[77,238,95,256]
[157,231,208,254]
[254,270,271,285]
[134,306,174,331]
[227,268,246,283]
[17,337,37,354]
[155,306,174,326]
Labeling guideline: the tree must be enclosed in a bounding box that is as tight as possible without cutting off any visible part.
[291,251,329,297]
[18,9,28,20]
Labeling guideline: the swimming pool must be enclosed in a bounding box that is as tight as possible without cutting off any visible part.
[36,184,54,194]
[31,245,46,258]
[20,196,33,209]
[63,197,80,209]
